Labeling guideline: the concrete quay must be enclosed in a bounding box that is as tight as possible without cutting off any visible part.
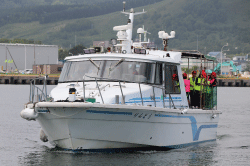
[0,75,59,85]
[218,78,250,87]
[0,75,249,87]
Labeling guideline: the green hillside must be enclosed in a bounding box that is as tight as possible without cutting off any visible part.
[0,0,110,9]
[0,0,249,56]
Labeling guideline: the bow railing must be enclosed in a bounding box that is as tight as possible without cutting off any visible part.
[29,76,48,103]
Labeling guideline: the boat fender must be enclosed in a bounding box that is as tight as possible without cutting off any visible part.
[212,114,217,119]
[20,108,39,121]
[40,129,48,142]
[181,109,188,114]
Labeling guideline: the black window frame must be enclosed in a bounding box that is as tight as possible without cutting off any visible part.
[164,63,181,94]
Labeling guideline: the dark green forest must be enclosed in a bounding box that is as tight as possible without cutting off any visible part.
[0,0,112,9]
[0,0,162,26]
[0,0,249,59]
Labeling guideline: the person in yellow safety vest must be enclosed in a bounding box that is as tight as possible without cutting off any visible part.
[189,71,197,108]
[201,71,209,108]
[194,73,204,108]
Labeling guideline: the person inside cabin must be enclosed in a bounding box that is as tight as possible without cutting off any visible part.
[132,65,139,75]
[183,73,190,106]
[172,74,180,92]
[189,71,197,108]
[127,64,138,77]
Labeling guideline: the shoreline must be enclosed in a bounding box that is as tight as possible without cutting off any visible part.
[0,75,250,87]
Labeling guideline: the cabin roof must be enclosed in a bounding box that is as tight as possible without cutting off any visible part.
[64,51,181,64]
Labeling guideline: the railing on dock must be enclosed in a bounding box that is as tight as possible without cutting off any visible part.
[29,76,48,103]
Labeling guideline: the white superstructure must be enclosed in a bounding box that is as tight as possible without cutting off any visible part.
[20,4,220,152]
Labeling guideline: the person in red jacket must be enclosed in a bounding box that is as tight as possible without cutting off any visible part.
[209,72,217,86]
[207,72,217,108]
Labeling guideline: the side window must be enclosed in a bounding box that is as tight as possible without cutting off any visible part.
[155,63,162,85]
[165,64,180,94]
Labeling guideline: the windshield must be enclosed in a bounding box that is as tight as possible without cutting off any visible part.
[59,60,157,84]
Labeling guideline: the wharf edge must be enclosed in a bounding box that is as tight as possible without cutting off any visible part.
[217,78,250,87]
[0,75,59,85]
[0,75,250,87]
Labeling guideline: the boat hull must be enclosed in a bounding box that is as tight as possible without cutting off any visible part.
[35,102,220,151]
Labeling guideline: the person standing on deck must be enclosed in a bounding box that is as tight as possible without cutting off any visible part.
[209,72,217,86]
[201,71,208,108]
[189,71,197,108]
[194,73,204,108]
[208,72,217,108]
[183,73,190,106]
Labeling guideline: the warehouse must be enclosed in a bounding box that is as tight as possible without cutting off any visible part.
[0,43,58,72]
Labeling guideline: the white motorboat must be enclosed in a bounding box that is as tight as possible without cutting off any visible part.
[21,3,220,152]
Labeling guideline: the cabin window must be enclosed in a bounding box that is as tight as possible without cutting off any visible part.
[59,60,158,84]
[155,63,162,85]
[108,61,156,83]
[164,64,180,94]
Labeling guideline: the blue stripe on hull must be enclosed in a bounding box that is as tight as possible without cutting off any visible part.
[86,110,132,116]
[155,114,198,140]
[194,124,218,141]
[155,114,217,141]
[85,111,217,142]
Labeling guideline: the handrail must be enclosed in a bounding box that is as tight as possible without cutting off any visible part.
[95,78,104,104]
[29,76,48,103]
[84,75,176,108]
[119,81,125,104]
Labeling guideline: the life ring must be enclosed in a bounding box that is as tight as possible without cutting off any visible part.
[122,50,127,54]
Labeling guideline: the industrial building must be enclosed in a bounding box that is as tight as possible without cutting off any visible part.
[0,43,58,72]
[33,64,63,75]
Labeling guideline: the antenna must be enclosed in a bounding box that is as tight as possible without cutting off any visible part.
[115,2,146,53]
[123,1,126,12]
[158,30,175,51]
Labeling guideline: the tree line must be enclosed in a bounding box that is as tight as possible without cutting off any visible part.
[0,38,42,44]
[59,44,86,60]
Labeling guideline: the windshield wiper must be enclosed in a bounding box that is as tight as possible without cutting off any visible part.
[89,58,100,70]
[109,58,124,72]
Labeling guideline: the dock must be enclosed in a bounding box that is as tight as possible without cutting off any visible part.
[0,75,250,87]
[217,78,250,87]
[0,75,59,85]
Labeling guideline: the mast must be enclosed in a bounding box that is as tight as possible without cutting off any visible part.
[113,2,146,54]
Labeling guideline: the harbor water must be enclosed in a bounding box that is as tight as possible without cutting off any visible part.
[0,85,249,166]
